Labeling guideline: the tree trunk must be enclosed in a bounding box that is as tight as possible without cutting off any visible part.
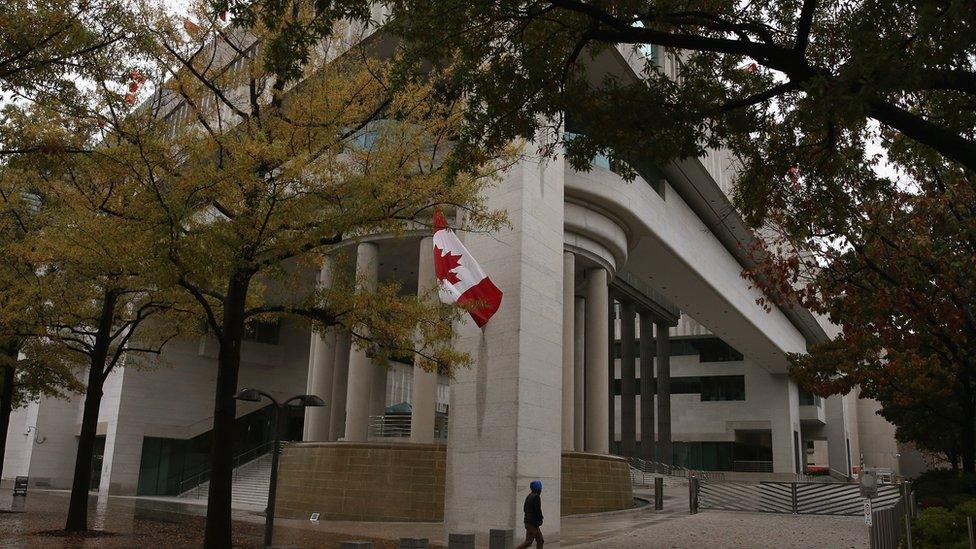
[64,365,105,531]
[0,362,16,483]
[961,399,975,474]
[65,290,117,533]
[204,273,250,549]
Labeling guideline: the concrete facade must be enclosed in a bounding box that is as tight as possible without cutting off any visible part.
[443,153,566,540]
[0,33,914,549]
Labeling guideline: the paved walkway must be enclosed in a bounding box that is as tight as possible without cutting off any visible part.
[0,486,869,548]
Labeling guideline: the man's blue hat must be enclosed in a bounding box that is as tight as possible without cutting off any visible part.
[530,480,542,492]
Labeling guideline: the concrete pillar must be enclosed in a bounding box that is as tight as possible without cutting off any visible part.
[369,361,388,419]
[304,258,336,441]
[98,368,144,495]
[344,241,379,442]
[411,236,438,443]
[329,330,351,440]
[608,297,615,453]
[561,251,575,450]
[825,394,851,478]
[639,312,655,460]
[655,321,672,465]
[573,297,585,451]
[770,374,802,473]
[443,154,564,541]
[619,302,636,457]
[584,268,609,454]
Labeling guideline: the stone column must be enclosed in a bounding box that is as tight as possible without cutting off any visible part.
[639,313,655,460]
[411,236,438,443]
[584,268,610,454]
[619,302,636,457]
[573,297,585,451]
[443,154,564,541]
[771,374,802,473]
[608,297,615,453]
[656,321,672,465]
[561,251,575,450]
[304,259,336,441]
[344,241,379,442]
[329,330,351,440]
[825,394,851,477]
[369,361,388,419]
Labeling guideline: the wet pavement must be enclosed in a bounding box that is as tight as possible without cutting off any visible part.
[0,490,418,548]
[0,484,867,548]
[0,488,679,548]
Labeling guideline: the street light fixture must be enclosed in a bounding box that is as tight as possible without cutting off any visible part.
[233,388,325,548]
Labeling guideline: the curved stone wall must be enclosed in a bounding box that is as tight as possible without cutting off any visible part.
[274,442,446,522]
[274,443,634,521]
[561,451,635,515]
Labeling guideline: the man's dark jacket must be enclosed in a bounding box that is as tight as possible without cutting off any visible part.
[523,492,543,526]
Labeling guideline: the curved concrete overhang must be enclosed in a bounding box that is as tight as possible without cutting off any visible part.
[563,200,631,273]
[565,166,806,373]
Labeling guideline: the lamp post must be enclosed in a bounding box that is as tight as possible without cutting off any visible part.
[234,388,325,548]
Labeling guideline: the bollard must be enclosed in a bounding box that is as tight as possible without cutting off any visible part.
[339,542,373,549]
[654,477,664,510]
[448,533,476,549]
[399,538,429,549]
[688,476,699,514]
[489,528,514,549]
[901,483,913,549]
[968,516,975,549]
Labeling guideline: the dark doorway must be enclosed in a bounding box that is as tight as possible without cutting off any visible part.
[793,431,801,473]
[90,435,106,491]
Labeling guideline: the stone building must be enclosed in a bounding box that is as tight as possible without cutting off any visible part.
[1,19,906,543]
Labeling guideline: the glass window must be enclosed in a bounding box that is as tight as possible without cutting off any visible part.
[613,336,743,362]
[799,389,822,406]
[700,375,745,401]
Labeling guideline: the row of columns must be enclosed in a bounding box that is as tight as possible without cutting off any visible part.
[560,251,672,462]
[612,291,672,461]
[303,238,440,444]
[307,242,671,460]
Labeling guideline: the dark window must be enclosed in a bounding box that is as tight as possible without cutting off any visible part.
[700,375,745,401]
[697,338,744,362]
[670,377,702,395]
[613,336,742,362]
[613,375,744,401]
[799,389,821,406]
[244,319,280,345]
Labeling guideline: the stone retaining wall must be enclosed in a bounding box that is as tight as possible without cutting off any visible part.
[274,442,446,522]
[561,452,634,515]
[274,443,633,521]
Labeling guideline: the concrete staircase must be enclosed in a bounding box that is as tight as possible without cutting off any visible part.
[181,453,272,510]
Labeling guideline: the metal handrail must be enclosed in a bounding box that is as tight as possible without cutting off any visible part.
[732,460,774,473]
[628,456,726,481]
[178,440,276,495]
[366,414,449,440]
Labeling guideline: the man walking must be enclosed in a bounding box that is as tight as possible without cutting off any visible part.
[516,480,544,548]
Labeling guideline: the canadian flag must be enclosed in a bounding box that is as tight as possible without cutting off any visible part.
[432,210,503,327]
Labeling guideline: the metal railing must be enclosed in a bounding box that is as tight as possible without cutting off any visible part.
[697,478,906,517]
[367,414,448,440]
[178,440,275,496]
[732,460,774,473]
[629,456,726,482]
[869,485,913,549]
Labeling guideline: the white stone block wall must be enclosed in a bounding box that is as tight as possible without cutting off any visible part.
[445,152,565,540]
[1,400,39,481]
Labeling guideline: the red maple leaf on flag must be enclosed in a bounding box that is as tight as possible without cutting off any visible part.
[434,245,462,285]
